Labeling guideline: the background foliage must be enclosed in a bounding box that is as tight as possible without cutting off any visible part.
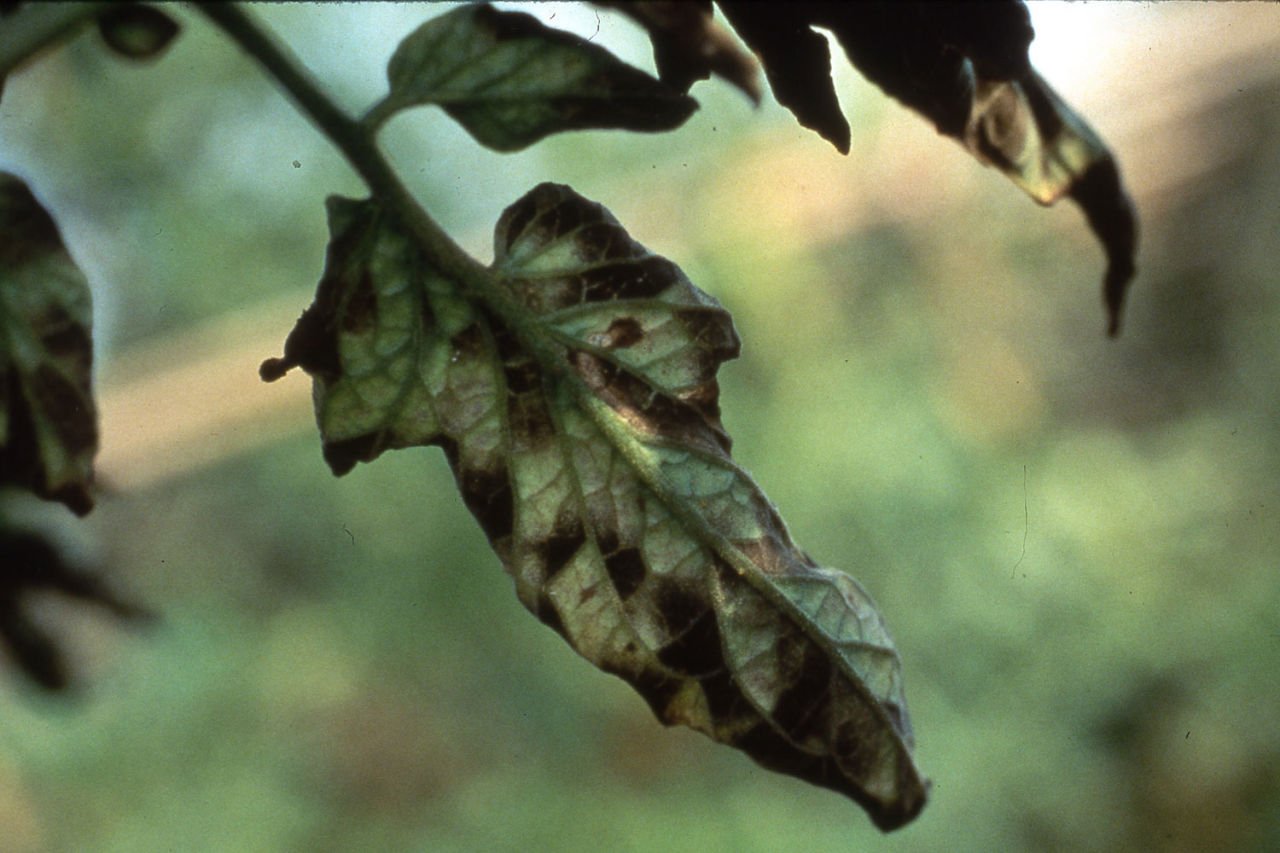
[2,2,1279,850]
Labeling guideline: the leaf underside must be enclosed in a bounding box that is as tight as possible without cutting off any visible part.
[375,3,697,151]
[0,173,97,515]
[716,0,1138,335]
[265,184,928,830]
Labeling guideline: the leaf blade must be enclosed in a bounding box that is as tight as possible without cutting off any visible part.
[0,173,97,515]
[375,4,697,151]
[268,184,927,829]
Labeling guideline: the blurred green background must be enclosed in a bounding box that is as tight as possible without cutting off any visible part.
[3,3,1280,851]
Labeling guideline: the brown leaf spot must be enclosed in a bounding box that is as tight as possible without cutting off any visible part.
[604,547,646,601]
[32,364,95,454]
[535,592,567,637]
[770,636,833,744]
[599,317,643,350]
[458,464,514,542]
[656,594,722,677]
[538,519,586,581]
[341,270,379,333]
[322,432,383,476]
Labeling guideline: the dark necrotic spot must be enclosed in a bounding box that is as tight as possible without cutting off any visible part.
[37,307,91,367]
[580,257,678,302]
[770,638,833,743]
[502,357,540,395]
[656,589,723,678]
[449,323,487,361]
[539,519,586,580]
[32,365,95,453]
[535,592,567,637]
[620,668,686,722]
[604,547,646,601]
[507,393,555,446]
[341,270,378,333]
[500,197,539,256]
[459,464,514,542]
[602,317,643,350]
[573,222,640,262]
[698,667,750,722]
[322,431,383,476]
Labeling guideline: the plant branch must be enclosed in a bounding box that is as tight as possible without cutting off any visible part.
[195,4,564,368]
[0,3,101,80]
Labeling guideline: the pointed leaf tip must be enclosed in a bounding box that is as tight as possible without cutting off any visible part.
[376,4,697,151]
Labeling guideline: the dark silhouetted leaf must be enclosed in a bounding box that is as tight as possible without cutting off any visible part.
[0,523,151,691]
[714,2,850,154]
[0,173,97,515]
[589,0,761,102]
[96,3,180,61]
[366,3,697,151]
[715,1,1138,334]
[264,184,927,829]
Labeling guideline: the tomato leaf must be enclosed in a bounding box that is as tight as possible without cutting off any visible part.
[264,184,927,829]
[0,173,97,515]
[715,1,1138,334]
[367,3,697,151]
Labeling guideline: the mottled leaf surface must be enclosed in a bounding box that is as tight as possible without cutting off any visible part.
[0,173,97,515]
[716,0,1138,334]
[264,184,927,829]
[369,3,697,151]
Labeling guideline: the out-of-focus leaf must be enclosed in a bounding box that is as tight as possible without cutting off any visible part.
[96,3,180,61]
[713,2,850,154]
[367,3,697,151]
[715,0,1138,334]
[0,523,151,691]
[263,184,928,829]
[589,0,760,102]
[0,173,97,515]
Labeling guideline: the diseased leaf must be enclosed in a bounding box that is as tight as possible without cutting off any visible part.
[96,3,180,61]
[264,184,928,829]
[0,523,151,691]
[0,173,97,515]
[368,3,697,151]
[588,0,761,102]
[715,1,1138,334]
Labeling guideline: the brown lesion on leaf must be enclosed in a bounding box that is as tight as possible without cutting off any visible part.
[770,633,834,745]
[604,546,646,601]
[537,517,587,581]
[31,364,95,455]
[340,270,379,333]
[593,317,644,351]
[569,350,731,453]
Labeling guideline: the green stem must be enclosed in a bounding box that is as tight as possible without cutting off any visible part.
[0,3,101,80]
[195,4,554,364]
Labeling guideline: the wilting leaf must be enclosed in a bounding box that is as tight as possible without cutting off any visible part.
[715,1,1138,334]
[96,3,180,61]
[264,184,927,829]
[588,0,761,102]
[0,173,97,515]
[367,3,697,151]
[0,523,151,691]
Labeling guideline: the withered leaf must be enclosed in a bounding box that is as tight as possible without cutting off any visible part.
[715,1,1138,334]
[264,184,927,829]
[368,3,697,151]
[588,0,761,102]
[0,173,97,515]
[96,3,180,62]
